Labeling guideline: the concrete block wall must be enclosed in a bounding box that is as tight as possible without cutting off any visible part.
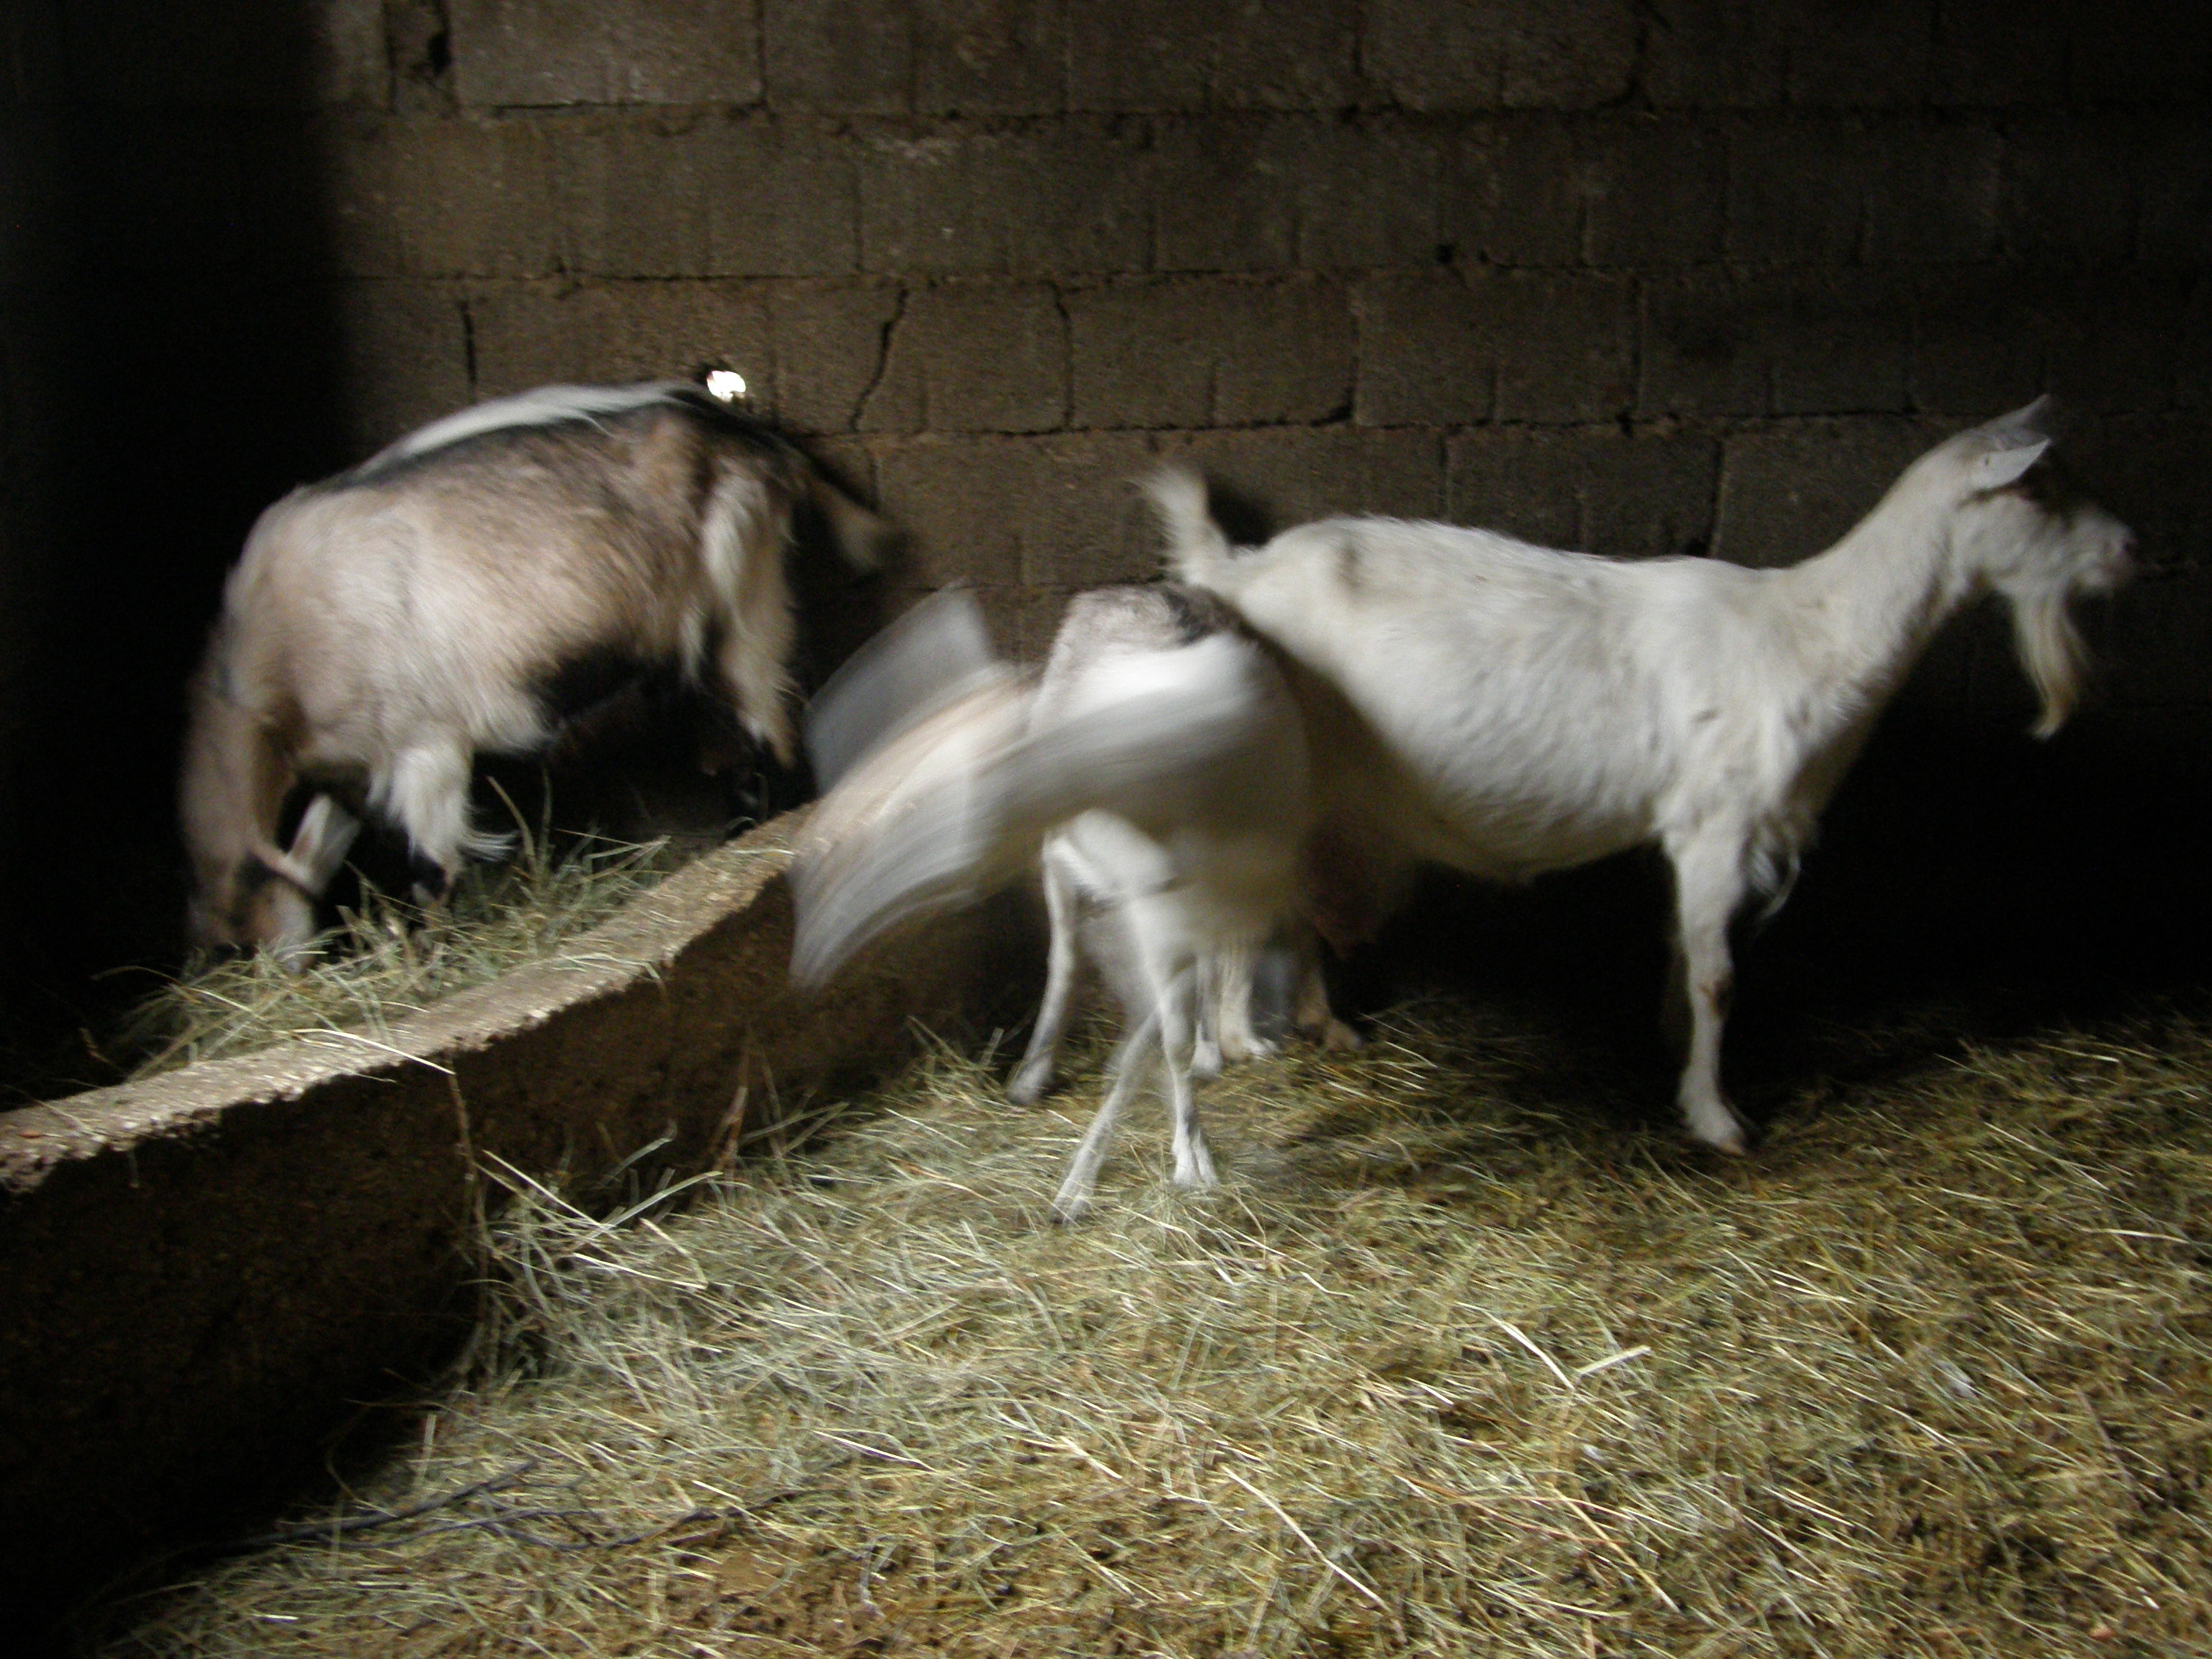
[7,0,2211,989]
[264,0,2211,683]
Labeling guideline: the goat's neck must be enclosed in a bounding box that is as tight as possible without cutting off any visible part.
[1774,482,1975,727]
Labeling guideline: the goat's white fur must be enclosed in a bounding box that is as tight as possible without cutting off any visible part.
[183,380,891,963]
[1156,399,2134,1151]
[791,587,1318,1220]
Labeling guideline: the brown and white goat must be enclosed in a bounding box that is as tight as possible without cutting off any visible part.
[181,379,891,961]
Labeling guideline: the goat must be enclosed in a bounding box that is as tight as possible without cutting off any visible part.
[181,379,892,963]
[1004,585,1357,1115]
[791,586,1319,1220]
[1156,398,2134,1153]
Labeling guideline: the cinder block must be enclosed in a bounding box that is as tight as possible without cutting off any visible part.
[769,282,904,433]
[1062,0,1359,113]
[2140,120,2212,267]
[331,280,472,452]
[763,0,914,115]
[1916,271,2187,418]
[326,114,564,277]
[858,122,1150,276]
[2035,274,2193,415]
[1642,0,1786,108]
[1909,271,2049,418]
[1157,427,1444,529]
[466,279,773,399]
[60,0,389,109]
[2091,567,2212,711]
[1442,118,1581,268]
[2000,118,2141,268]
[866,431,1152,589]
[1725,120,1879,266]
[1484,270,1637,423]
[2067,6,2212,104]
[1151,119,1298,273]
[1927,0,2067,106]
[1783,0,1931,107]
[859,284,1066,433]
[1641,272,1912,420]
[1354,274,1494,426]
[1448,426,1720,557]
[1863,125,2003,264]
[1067,276,1352,428]
[1357,270,1634,426]
[1713,418,1947,569]
[1285,117,1444,271]
[1364,0,1636,110]
[2062,411,2212,571]
[1578,120,1725,268]
[557,118,859,278]
[449,1,761,107]
[914,0,1065,117]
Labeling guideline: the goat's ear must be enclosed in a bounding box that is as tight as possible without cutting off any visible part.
[1971,436,2051,491]
[1992,394,2059,438]
[289,795,362,892]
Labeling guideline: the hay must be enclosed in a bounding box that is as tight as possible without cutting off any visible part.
[89,995,2212,1657]
[113,822,680,1081]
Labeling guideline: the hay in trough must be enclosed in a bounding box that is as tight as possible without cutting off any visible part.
[90,994,2212,1657]
[114,821,680,1080]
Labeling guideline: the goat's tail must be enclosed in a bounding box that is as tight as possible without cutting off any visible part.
[1147,466,1236,588]
[807,471,900,573]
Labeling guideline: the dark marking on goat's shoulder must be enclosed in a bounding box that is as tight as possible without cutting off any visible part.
[533,648,657,733]
[1156,582,1241,644]
[1334,532,1362,593]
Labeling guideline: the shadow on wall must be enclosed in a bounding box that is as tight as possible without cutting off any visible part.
[2,2,354,1070]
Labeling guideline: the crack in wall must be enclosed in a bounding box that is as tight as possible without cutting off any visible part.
[852,285,909,430]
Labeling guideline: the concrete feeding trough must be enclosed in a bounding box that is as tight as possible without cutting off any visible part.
[0,814,1028,1629]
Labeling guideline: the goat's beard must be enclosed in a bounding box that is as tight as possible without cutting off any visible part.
[2009,583,2085,739]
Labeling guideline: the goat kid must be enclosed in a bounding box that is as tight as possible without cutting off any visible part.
[183,379,891,963]
[791,586,1318,1220]
[1156,398,2134,1153]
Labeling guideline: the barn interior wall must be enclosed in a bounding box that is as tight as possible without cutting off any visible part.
[4,1,2209,1037]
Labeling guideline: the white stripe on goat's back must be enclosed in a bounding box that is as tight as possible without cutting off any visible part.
[367,381,693,470]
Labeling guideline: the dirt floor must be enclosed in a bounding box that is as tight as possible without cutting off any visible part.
[76,972,2212,1658]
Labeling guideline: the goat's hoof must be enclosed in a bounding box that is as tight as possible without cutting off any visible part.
[1007,1062,1053,1106]
[1049,1195,1092,1226]
[1319,1019,1363,1052]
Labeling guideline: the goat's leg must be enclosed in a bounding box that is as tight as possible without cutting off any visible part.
[383,737,503,906]
[1010,850,1084,1105]
[1156,963,1217,1192]
[1051,1005,1160,1223]
[1666,832,1752,1154]
[1191,953,1225,1079]
[1211,943,1278,1064]
[1290,928,1362,1051]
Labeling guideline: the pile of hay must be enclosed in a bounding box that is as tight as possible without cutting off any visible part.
[92,995,2212,1656]
[112,826,680,1081]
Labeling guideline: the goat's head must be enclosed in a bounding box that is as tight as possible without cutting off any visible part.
[188,852,321,967]
[1936,399,2136,736]
[184,793,359,968]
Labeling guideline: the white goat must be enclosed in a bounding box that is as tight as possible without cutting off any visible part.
[792,586,1316,1220]
[1004,585,1356,1115]
[182,379,891,961]
[1157,399,2134,1152]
